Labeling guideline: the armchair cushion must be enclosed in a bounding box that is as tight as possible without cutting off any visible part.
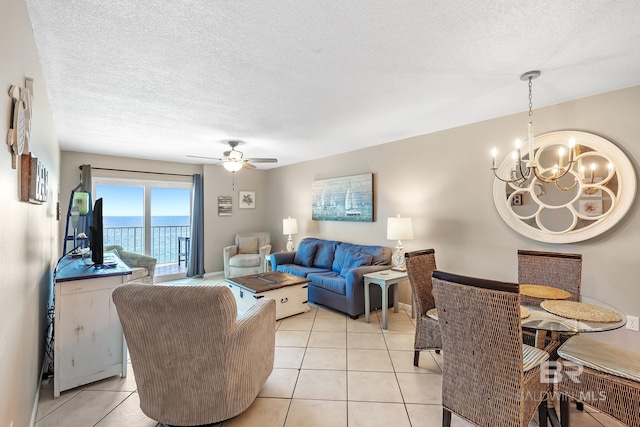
[229,254,261,268]
[294,239,317,267]
[238,236,259,254]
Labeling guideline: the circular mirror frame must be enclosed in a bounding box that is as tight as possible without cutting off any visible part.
[492,131,636,243]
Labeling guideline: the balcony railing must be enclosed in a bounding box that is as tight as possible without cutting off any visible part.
[104,225,190,264]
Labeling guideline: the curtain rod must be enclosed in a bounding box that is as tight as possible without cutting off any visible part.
[79,165,193,177]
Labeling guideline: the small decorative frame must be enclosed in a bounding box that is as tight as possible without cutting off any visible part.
[239,191,255,209]
[218,196,232,216]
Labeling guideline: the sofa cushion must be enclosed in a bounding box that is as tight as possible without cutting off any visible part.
[340,250,373,278]
[294,240,317,267]
[276,264,329,278]
[307,271,346,295]
[229,254,261,268]
[338,242,388,265]
[238,236,259,254]
[313,240,338,269]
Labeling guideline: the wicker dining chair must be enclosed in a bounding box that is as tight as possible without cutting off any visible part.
[556,335,640,427]
[432,270,551,427]
[518,250,582,348]
[517,250,582,302]
[404,249,440,367]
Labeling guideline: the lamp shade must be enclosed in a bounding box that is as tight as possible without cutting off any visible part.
[387,216,413,240]
[283,217,298,235]
[223,160,243,172]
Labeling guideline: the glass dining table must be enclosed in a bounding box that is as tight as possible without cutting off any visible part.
[520,295,627,427]
[521,295,627,347]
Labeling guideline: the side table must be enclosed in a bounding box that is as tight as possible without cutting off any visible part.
[363,269,408,329]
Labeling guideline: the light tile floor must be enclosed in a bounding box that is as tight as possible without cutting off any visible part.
[36,274,624,427]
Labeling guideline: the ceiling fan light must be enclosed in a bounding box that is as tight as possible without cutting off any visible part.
[223,160,243,172]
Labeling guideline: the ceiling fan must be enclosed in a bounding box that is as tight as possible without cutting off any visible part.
[187,140,278,171]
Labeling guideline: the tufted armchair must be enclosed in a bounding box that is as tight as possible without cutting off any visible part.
[112,283,275,426]
[223,232,271,278]
[104,245,156,284]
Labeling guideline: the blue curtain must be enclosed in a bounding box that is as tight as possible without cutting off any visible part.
[187,174,205,277]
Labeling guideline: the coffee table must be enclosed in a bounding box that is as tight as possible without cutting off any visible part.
[226,272,311,320]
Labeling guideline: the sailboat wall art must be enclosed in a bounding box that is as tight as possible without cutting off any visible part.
[311,173,373,222]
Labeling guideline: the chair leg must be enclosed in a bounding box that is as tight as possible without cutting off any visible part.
[560,395,571,427]
[413,350,420,366]
[443,408,452,427]
[575,401,584,411]
[537,396,548,427]
[435,349,441,354]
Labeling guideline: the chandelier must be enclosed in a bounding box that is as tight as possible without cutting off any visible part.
[490,71,612,191]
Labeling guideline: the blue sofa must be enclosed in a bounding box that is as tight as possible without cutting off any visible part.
[270,238,392,318]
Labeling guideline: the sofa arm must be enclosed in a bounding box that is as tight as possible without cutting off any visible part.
[259,245,272,271]
[270,251,296,271]
[118,250,157,279]
[344,265,391,294]
[223,245,239,278]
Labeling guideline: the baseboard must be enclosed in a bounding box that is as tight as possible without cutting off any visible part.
[30,361,48,426]
[203,270,224,278]
[398,302,415,318]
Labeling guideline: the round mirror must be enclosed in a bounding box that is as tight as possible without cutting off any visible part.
[493,131,636,243]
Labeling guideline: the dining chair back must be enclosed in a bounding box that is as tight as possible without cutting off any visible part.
[432,270,550,427]
[404,249,440,366]
[518,250,582,302]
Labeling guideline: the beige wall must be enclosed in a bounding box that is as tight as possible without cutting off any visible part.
[59,152,269,274]
[0,0,61,425]
[266,85,640,352]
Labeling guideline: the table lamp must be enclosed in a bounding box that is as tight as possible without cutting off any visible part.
[283,217,298,252]
[387,214,413,271]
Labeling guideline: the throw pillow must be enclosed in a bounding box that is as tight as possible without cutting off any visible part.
[339,249,373,278]
[313,241,338,269]
[238,236,259,254]
[294,240,317,267]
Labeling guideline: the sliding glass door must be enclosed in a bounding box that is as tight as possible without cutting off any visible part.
[94,178,191,264]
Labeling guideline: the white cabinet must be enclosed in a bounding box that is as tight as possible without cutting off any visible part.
[54,256,131,398]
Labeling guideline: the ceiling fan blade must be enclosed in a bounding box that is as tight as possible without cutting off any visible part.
[245,158,278,163]
[186,155,222,161]
[242,161,257,169]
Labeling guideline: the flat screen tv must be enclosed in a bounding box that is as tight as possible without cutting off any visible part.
[90,198,104,266]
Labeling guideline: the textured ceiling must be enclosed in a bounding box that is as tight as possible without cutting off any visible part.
[26,0,640,169]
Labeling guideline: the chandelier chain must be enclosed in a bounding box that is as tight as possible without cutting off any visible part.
[528,77,533,118]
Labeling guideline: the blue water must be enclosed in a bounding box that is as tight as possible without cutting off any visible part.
[104,216,190,227]
[103,216,190,263]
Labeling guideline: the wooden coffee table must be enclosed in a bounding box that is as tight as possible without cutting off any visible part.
[226,272,311,320]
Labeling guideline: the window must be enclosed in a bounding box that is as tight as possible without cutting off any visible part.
[94,178,191,265]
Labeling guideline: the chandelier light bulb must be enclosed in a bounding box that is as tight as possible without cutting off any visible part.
[608,162,614,170]
[515,139,522,149]
[590,163,597,171]
[511,151,518,161]
[491,147,497,158]
[569,137,576,148]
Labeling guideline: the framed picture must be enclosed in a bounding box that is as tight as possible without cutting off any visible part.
[579,199,603,217]
[311,173,373,222]
[239,191,255,209]
[218,196,232,216]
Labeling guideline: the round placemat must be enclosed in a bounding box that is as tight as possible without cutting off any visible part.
[540,300,622,322]
[520,284,572,300]
[520,306,530,319]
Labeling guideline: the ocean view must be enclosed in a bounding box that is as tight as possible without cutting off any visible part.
[104,216,191,264]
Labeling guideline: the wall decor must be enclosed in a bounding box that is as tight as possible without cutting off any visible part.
[218,196,232,216]
[20,154,48,204]
[312,173,373,222]
[6,77,34,169]
[492,131,636,243]
[239,191,255,209]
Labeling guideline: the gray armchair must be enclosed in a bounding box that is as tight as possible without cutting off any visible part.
[112,283,276,426]
[104,245,156,284]
[223,232,271,278]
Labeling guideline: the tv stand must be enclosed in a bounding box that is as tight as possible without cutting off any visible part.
[53,254,132,398]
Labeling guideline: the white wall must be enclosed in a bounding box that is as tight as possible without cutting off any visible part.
[0,0,61,425]
[266,85,640,352]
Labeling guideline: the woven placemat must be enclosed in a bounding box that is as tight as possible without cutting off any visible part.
[520,306,530,319]
[520,284,572,300]
[540,300,622,322]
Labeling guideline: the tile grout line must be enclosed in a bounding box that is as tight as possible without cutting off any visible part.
[91,390,137,427]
